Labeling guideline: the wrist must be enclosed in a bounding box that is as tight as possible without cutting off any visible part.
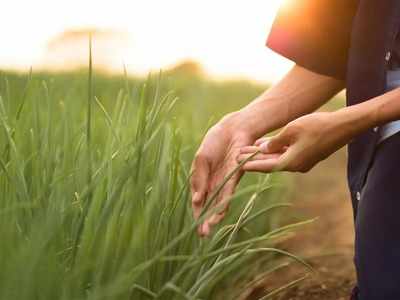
[219,107,272,141]
[218,111,253,137]
[236,97,286,139]
[331,102,378,139]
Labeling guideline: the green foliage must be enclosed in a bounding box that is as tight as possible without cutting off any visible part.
[0,65,311,300]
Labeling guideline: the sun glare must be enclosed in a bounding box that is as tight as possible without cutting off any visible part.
[1,0,292,82]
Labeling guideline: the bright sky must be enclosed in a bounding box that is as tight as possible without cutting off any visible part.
[1,0,293,83]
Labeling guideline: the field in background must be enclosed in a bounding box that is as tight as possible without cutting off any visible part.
[0,65,319,300]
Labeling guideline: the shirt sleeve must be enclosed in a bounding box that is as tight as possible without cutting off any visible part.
[266,0,357,80]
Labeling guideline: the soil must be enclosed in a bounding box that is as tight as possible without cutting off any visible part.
[245,147,357,300]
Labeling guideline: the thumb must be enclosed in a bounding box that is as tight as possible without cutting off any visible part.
[260,129,291,154]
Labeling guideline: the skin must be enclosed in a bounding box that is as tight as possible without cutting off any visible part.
[192,64,400,237]
[238,86,400,173]
[191,65,344,236]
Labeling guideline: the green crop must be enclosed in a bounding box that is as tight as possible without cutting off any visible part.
[0,43,313,300]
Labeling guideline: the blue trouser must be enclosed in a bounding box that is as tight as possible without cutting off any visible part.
[353,131,400,299]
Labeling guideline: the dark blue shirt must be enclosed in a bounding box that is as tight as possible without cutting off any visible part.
[267,0,400,218]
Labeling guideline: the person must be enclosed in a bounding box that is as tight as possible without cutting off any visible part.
[190,0,400,299]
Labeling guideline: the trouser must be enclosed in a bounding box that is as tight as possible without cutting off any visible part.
[353,130,400,300]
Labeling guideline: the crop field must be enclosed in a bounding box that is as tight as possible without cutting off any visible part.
[0,58,313,300]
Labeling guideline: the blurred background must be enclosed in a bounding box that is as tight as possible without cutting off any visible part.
[1,0,293,83]
[0,1,356,299]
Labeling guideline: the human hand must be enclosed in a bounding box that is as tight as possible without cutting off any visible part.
[191,113,254,236]
[237,112,352,173]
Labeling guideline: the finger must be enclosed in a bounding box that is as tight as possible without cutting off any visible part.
[200,210,226,237]
[256,147,296,173]
[192,191,207,220]
[198,178,219,236]
[201,211,226,237]
[215,172,239,209]
[260,131,291,154]
[237,152,282,163]
[192,188,207,220]
[239,146,260,154]
[190,155,210,219]
[201,172,239,236]
[208,211,226,226]
[205,185,232,228]
[273,146,298,172]
[255,137,269,146]
[200,221,211,237]
[242,157,281,173]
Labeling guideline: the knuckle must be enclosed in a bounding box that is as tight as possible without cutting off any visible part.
[297,166,308,173]
[191,155,206,174]
[286,160,302,172]
[194,152,209,164]
[285,122,302,136]
[295,163,311,173]
[191,192,199,203]
[216,211,226,220]
[190,172,198,186]
[219,200,230,211]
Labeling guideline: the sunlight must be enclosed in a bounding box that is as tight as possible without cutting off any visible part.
[0,0,292,82]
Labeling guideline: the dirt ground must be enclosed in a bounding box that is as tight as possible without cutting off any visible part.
[246,147,357,300]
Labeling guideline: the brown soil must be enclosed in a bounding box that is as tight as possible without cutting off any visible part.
[246,148,357,300]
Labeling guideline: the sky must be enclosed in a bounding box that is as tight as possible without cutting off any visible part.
[1,0,293,83]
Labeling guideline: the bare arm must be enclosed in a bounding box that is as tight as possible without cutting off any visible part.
[237,77,400,175]
[238,64,344,139]
[191,64,344,236]
[333,86,400,133]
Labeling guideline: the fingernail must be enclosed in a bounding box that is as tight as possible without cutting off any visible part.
[202,222,210,236]
[192,192,201,203]
[198,225,204,236]
[260,141,270,152]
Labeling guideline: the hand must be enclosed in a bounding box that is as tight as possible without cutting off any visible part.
[190,64,347,237]
[191,113,254,236]
[237,112,352,173]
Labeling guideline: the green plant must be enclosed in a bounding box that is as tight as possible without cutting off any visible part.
[0,46,313,300]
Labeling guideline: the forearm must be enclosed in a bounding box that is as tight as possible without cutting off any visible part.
[236,65,344,139]
[234,74,400,175]
[332,87,400,139]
